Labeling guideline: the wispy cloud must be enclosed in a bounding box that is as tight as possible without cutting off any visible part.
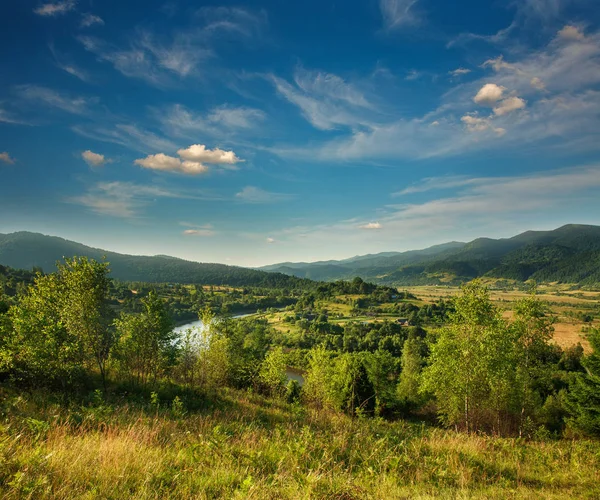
[78,7,265,87]
[358,222,382,229]
[80,13,104,28]
[181,223,216,237]
[48,43,90,82]
[380,0,421,30]
[72,123,177,153]
[195,6,268,38]
[450,68,472,77]
[78,34,211,86]
[158,104,265,137]
[15,85,96,115]
[271,24,600,162]
[267,164,600,259]
[34,0,76,17]
[67,181,207,218]
[235,186,294,204]
[0,107,27,125]
[270,67,376,130]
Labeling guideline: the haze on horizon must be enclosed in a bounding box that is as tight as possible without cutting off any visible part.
[1,0,600,267]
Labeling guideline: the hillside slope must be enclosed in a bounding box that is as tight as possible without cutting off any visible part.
[0,232,311,287]
[260,224,600,285]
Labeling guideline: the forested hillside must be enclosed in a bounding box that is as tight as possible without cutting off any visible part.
[0,232,311,288]
[261,224,600,286]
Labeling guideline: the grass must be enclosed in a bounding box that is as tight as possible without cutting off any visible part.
[1,386,600,499]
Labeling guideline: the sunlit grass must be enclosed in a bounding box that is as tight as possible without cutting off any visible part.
[1,386,599,499]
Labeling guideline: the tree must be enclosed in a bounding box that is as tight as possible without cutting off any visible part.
[8,273,85,389]
[57,257,114,391]
[259,346,287,397]
[114,290,175,387]
[566,328,600,436]
[511,292,555,436]
[421,281,512,433]
[397,336,426,411]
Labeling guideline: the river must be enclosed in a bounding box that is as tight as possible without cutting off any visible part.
[173,316,304,386]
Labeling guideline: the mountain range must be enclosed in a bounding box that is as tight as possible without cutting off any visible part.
[258,224,600,286]
[0,232,308,288]
[1,224,600,286]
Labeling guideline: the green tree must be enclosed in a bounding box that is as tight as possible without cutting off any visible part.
[397,336,426,411]
[8,273,85,389]
[565,328,600,436]
[259,346,287,397]
[511,292,555,436]
[421,281,511,433]
[57,257,113,391]
[114,290,175,387]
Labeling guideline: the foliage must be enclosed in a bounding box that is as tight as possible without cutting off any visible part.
[113,291,176,387]
[566,328,600,436]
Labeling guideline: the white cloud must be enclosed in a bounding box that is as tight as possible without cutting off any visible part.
[380,0,420,30]
[81,150,108,167]
[359,222,382,230]
[266,237,276,244]
[134,153,208,175]
[558,25,585,42]
[268,24,600,165]
[34,0,76,17]
[450,68,471,77]
[530,77,546,90]
[235,186,294,204]
[177,144,242,166]
[473,83,506,105]
[16,85,95,115]
[461,114,490,132]
[80,13,104,28]
[0,152,15,164]
[134,144,242,175]
[493,96,526,116]
[479,27,600,94]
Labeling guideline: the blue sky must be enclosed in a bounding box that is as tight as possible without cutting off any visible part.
[1,0,600,266]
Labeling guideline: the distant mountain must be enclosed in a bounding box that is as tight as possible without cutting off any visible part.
[258,225,600,286]
[0,232,311,288]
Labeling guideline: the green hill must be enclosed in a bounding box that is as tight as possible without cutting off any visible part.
[0,232,311,288]
[260,224,600,286]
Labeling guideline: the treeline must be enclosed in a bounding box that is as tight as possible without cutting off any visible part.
[1,258,599,439]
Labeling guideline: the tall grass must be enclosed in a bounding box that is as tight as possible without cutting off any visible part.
[1,386,599,499]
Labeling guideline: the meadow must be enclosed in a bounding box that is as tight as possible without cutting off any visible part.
[1,385,600,500]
